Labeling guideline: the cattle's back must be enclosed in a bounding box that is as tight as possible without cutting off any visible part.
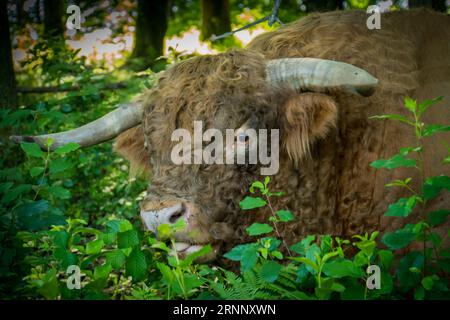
[248,10,450,236]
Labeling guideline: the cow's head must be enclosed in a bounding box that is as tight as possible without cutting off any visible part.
[10,50,377,260]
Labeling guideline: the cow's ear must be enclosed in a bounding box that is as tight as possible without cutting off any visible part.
[114,125,151,176]
[280,93,338,163]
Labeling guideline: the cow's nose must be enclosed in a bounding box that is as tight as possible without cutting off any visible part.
[140,202,187,234]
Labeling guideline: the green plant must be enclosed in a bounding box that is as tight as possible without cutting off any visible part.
[370,96,450,299]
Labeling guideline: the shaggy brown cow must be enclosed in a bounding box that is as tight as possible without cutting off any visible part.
[11,10,450,260]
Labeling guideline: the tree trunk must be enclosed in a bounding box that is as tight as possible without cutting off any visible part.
[409,0,447,11]
[16,0,24,26]
[34,0,41,23]
[0,0,17,109]
[131,0,169,67]
[200,0,231,41]
[43,0,64,38]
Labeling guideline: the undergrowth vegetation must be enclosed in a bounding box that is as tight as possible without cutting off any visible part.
[1,42,449,300]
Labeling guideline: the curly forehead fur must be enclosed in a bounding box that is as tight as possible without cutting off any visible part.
[141,50,283,163]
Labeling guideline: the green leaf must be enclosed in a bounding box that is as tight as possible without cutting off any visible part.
[428,232,442,247]
[418,96,443,116]
[384,196,419,217]
[48,185,71,199]
[428,210,450,227]
[157,262,174,284]
[381,228,416,250]
[404,97,417,113]
[54,143,80,155]
[385,177,412,188]
[291,257,319,272]
[223,243,257,261]
[30,166,45,177]
[105,249,126,270]
[369,114,414,126]
[378,250,394,270]
[0,182,13,193]
[239,196,267,210]
[125,248,147,281]
[2,184,32,203]
[322,260,364,278]
[249,181,264,193]
[117,229,139,249]
[271,250,283,260]
[423,175,450,201]
[241,246,259,272]
[290,235,316,255]
[414,287,425,300]
[370,154,416,170]
[422,275,439,291]
[179,244,212,268]
[105,219,133,233]
[49,158,73,174]
[260,261,282,283]
[94,264,112,280]
[20,142,45,158]
[422,124,450,137]
[260,237,281,251]
[264,176,270,188]
[182,274,205,292]
[156,224,172,240]
[86,238,104,254]
[275,210,294,222]
[443,156,450,165]
[14,200,65,231]
[246,223,273,236]
[341,283,365,300]
[51,230,69,248]
[259,247,268,259]
[36,269,60,299]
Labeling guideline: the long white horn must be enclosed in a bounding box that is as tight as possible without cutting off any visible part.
[266,58,378,96]
[10,102,144,150]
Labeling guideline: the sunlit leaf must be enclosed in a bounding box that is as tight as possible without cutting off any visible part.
[369,114,414,126]
[276,209,294,222]
[54,142,80,155]
[422,124,450,137]
[384,196,419,217]
[20,142,45,158]
[322,260,364,278]
[246,223,273,236]
[370,154,416,170]
[86,238,104,254]
[239,196,267,210]
[117,229,139,249]
[417,96,444,116]
[404,97,417,113]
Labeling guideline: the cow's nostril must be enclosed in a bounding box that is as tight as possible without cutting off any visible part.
[169,203,186,224]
